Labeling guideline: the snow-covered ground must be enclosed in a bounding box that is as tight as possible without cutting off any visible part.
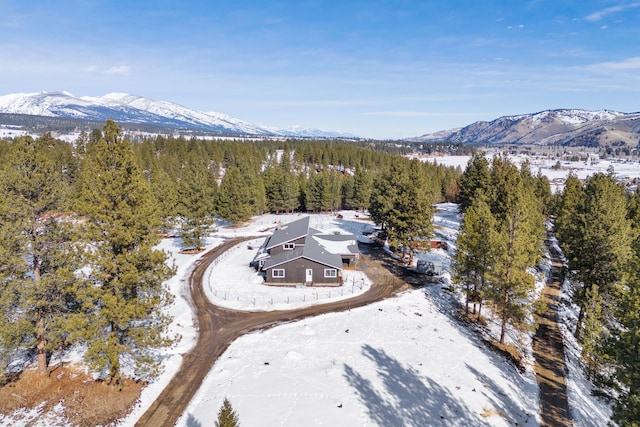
[178,289,539,427]
[203,237,371,311]
[171,204,549,427]
[415,153,640,193]
[1,175,620,426]
[547,234,615,427]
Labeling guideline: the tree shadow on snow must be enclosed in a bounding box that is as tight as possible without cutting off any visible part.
[184,413,203,427]
[344,344,488,426]
[465,363,535,425]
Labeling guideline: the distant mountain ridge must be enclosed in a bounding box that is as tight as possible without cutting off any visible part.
[410,109,640,147]
[0,91,357,139]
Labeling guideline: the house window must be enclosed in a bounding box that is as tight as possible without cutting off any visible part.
[283,243,295,250]
[324,269,337,278]
[272,269,285,278]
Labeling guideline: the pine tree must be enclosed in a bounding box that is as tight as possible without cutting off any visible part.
[217,167,255,224]
[369,158,435,263]
[555,173,584,266]
[571,173,632,339]
[453,196,497,318]
[369,168,397,231]
[458,153,491,213]
[176,155,216,249]
[0,135,79,374]
[608,192,640,426]
[610,273,640,426]
[215,397,240,427]
[149,160,179,229]
[352,165,373,211]
[73,120,174,386]
[581,284,606,381]
[486,160,544,344]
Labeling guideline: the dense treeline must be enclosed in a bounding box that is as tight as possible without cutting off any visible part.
[0,122,173,387]
[0,121,462,385]
[130,133,461,248]
[555,171,640,426]
[453,154,547,344]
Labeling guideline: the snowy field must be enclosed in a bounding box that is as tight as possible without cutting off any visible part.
[414,153,640,193]
[2,154,628,426]
[179,289,539,427]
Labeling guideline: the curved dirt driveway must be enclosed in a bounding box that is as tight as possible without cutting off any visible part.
[135,238,409,427]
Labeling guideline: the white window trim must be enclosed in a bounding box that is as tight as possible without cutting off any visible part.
[324,268,337,278]
[272,269,285,278]
[283,243,295,250]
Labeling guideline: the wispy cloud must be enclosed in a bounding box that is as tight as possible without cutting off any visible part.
[83,64,132,75]
[585,2,640,21]
[589,56,640,71]
[104,65,131,75]
[363,111,484,118]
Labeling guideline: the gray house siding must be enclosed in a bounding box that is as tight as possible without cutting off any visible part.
[268,236,306,257]
[266,258,342,286]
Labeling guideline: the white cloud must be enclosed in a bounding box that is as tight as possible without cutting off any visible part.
[85,65,97,72]
[601,25,608,30]
[590,56,640,71]
[104,65,131,75]
[585,2,640,21]
[363,111,481,118]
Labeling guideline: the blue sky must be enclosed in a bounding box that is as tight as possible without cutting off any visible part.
[1,1,639,139]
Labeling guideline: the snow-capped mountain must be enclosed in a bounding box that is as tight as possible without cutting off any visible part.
[410,109,640,146]
[0,91,356,138]
[260,124,359,139]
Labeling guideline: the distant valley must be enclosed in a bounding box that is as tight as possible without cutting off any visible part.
[0,91,358,139]
[410,109,640,147]
[1,92,639,146]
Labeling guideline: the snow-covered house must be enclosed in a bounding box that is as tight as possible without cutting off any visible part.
[252,216,359,286]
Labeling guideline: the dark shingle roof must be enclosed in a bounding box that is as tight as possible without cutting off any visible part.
[263,236,342,270]
[265,216,311,250]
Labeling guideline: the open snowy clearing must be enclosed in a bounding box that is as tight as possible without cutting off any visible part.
[414,153,640,193]
[179,289,539,427]
[0,202,617,426]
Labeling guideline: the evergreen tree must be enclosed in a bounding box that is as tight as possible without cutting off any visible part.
[149,160,179,229]
[73,120,174,386]
[458,153,491,213]
[262,165,282,213]
[608,192,640,425]
[352,166,373,211]
[0,136,79,374]
[486,160,544,344]
[453,196,497,318]
[369,168,397,231]
[610,272,640,426]
[555,172,583,265]
[369,158,435,264]
[217,167,255,224]
[570,173,632,339]
[176,155,216,249]
[581,284,606,381]
[215,397,240,427]
[533,172,554,216]
[305,171,340,213]
[390,160,435,265]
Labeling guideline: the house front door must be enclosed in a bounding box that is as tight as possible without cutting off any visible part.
[306,268,313,283]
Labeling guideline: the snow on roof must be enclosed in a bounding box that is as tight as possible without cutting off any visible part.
[312,234,359,256]
[265,216,311,249]
[263,236,343,270]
